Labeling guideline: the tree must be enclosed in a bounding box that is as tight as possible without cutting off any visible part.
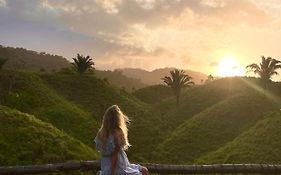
[205,74,214,84]
[0,57,8,70]
[72,54,94,74]
[246,56,281,93]
[161,69,194,105]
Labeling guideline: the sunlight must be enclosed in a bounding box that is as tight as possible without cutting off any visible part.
[217,56,245,77]
[241,78,281,105]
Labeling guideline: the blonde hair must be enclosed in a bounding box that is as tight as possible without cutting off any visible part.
[97,105,131,150]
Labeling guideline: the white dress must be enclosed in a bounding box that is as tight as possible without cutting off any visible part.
[94,135,142,175]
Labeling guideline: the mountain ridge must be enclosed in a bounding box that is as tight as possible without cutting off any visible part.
[117,67,207,85]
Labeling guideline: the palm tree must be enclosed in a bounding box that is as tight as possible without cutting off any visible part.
[0,57,8,70]
[246,56,281,92]
[205,74,214,83]
[161,69,194,105]
[72,54,94,74]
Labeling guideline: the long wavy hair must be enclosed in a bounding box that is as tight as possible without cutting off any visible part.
[97,105,131,150]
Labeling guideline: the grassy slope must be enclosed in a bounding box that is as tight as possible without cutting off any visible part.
[0,70,154,162]
[146,78,248,143]
[0,105,97,166]
[130,78,250,162]
[39,73,156,161]
[2,70,281,165]
[132,84,173,104]
[156,78,249,127]
[156,83,280,164]
[197,110,281,164]
[40,73,145,118]
[0,70,98,146]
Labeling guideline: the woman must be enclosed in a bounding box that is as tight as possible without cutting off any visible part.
[94,105,149,175]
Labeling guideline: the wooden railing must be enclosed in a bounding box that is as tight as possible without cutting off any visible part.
[2,161,281,174]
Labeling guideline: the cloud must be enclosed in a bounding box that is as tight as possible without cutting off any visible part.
[1,0,281,76]
[95,0,123,14]
[210,61,219,67]
[0,0,6,7]
[200,0,226,8]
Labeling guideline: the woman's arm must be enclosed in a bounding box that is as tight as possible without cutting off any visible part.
[140,166,149,175]
[111,130,123,174]
[111,144,120,175]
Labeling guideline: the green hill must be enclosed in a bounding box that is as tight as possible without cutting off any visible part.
[0,105,97,166]
[132,84,173,104]
[148,78,249,137]
[197,110,281,164]
[156,85,280,164]
[0,70,98,146]
[130,78,253,161]
[0,69,155,162]
[1,63,281,166]
[39,73,158,161]
[0,45,70,71]
[40,72,145,119]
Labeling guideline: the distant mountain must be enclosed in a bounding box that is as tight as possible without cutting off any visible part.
[116,67,207,85]
[0,45,207,88]
[0,45,70,71]
[94,70,147,92]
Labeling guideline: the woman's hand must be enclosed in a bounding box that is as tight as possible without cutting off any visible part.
[140,166,149,175]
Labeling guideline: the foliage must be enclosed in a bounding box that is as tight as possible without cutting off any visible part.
[161,69,194,105]
[0,105,97,166]
[246,56,281,91]
[132,84,173,104]
[72,54,94,74]
[0,57,8,70]
[205,74,214,83]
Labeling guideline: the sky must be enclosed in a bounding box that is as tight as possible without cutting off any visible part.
[0,0,281,77]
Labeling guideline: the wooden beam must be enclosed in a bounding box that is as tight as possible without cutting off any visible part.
[1,161,281,174]
[0,161,100,175]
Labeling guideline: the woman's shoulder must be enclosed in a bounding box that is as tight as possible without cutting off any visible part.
[94,133,116,155]
[94,133,114,144]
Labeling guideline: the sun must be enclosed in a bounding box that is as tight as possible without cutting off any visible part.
[217,56,245,77]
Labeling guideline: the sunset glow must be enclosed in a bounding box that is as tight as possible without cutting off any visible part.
[217,57,245,77]
[0,0,281,78]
